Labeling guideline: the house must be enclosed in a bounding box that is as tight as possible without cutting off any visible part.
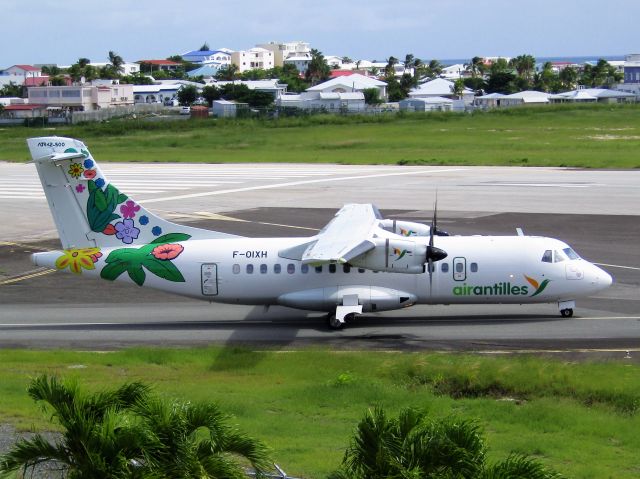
[231,48,275,72]
[1,65,49,86]
[3,65,42,79]
[440,64,466,80]
[207,79,287,99]
[138,60,182,73]
[306,73,387,100]
[499,90,556,107]
[624,54,640,83]
[28,84,134,111]
[187,65,223,79]
[132,81,202,104]
[283,53,312,74]
[212,100,248,117]
[552,88,636,103]
[257,41,310,68]
[473,92,506,109]
[180,49,232,65]
[0,104,47,119]
[409,78,474,105]
[277,91,365,112]
[399,96,453,112]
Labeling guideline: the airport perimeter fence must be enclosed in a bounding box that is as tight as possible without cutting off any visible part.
[71,103,166,124]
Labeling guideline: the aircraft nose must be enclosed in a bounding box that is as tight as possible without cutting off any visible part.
[593,265,613,288]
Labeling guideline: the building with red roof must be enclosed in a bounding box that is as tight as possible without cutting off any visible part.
[137,60,182,72]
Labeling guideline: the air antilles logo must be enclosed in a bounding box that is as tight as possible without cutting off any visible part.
[452,275,551,297]
[400,228,416,237]
[524,275,551,297]
[392,248,411,261]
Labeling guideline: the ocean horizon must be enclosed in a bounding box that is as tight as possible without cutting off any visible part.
[438,54,626,66]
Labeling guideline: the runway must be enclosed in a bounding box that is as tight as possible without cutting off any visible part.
[0,162,638,351]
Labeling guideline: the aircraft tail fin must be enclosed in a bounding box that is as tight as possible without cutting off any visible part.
[27,136,240,249]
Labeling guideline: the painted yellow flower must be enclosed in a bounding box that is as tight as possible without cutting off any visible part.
[68,162,84,179]
[55,248,101,274]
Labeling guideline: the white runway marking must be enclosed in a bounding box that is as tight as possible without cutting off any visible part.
[594,262,640,271]
[140,168,466,204]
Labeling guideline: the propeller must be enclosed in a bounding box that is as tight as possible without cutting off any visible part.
[426,195,447,295]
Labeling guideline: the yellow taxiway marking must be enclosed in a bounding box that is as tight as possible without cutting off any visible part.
[0,268,55,285]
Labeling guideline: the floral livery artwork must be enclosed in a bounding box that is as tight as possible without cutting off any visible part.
[55,248,103,274]
[100,233,190,286]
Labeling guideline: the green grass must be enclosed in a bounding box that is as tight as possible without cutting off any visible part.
[2,104,640,167]
[0,348,639,478]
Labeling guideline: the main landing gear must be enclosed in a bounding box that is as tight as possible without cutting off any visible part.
[327,313,355,330]
[327,294,363,330]
[558,300,575,318]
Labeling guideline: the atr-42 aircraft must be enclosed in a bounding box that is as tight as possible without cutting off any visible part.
[28,137,613,329]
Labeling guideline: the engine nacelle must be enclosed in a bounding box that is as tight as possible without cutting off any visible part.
[378,219,431,237]
[350,238,426,274]
[277,285,417,312]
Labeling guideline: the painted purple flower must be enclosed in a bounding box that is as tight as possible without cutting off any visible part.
[95,178,105,188]
[139,215,149,225]
[75,184,85,193]
[114,219,140,244]
[120,200,141,219]
[152,226,162,236]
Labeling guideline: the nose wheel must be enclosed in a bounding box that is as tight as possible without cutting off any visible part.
[560,308,574,318]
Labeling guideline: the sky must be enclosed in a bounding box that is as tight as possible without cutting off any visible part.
[3,0,639,67]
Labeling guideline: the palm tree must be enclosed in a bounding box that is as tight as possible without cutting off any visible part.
[0,375,153,478]
[469,56,485,79]
[134,398,270,478]
[384,56,398,77]
[510,54,536,82]
[108,50,125,76]
[331,407,562,479]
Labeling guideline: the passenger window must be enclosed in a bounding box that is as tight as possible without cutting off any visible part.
[441,263,449,273]
[232,264,240,274]
[541,250,553,263]
[343,264,351,273]
[301,264,309,274]
[246,264,254,274]
[358,268,365,273]
[470,263,478,273]
[287,263,295,274]
[274,264,281,274]
[315,265,322,273]
[329,264,336,273]
[260,264,267,274]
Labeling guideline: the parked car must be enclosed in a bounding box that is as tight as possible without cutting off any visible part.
[180,106,191,115]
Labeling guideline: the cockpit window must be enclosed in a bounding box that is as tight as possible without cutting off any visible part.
[553,249,567,263]
[541,250,553,263]
[563,247,580,260]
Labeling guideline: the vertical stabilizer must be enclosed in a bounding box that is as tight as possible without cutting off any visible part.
[27,136,240,249]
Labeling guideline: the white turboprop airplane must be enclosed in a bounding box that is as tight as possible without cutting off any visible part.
[27,136,613,329]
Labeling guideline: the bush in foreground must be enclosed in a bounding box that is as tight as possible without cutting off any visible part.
[0,375,270,479]
[331,407,562,479]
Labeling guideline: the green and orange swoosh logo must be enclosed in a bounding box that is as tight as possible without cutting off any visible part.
[524,275,551,297]
[393,248,408,261]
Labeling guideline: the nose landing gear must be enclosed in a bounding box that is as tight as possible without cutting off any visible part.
[558,300,575,318]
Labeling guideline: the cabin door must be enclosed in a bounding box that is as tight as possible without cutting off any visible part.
[201,263,218,296]
[452,257,467,281]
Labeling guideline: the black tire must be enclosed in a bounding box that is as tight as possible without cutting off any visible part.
[560,308,574,318]
[327,313,345,330]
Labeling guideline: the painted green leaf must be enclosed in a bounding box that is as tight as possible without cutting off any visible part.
[88,180,96,192]
[142,257,185,283]
[105,248,145,264]
[531,279,551,297]
[127,266,146,286]
[81,149,90,157]
[94,189,107,212]
[151,233,192,244]
[64,148,78,153]
[105,184,119,204]
[100,261,129,281]
[117,194,128,203]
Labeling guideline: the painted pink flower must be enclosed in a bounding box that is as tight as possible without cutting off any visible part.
[90,252,103,263]
[83,169,97,179]
[151,244,184,260]
[75,184,85,193]
[120,200,141,219]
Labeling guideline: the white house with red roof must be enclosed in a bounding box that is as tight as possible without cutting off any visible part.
[3,64,42,78]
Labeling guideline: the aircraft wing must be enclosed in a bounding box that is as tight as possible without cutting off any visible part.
[278,204,380,264]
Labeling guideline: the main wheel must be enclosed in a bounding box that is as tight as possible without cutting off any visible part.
[327,313,345,330]
[560,308,574,318]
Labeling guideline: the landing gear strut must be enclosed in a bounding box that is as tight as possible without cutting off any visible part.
[327,312,356,330]
[560,308,574,318]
